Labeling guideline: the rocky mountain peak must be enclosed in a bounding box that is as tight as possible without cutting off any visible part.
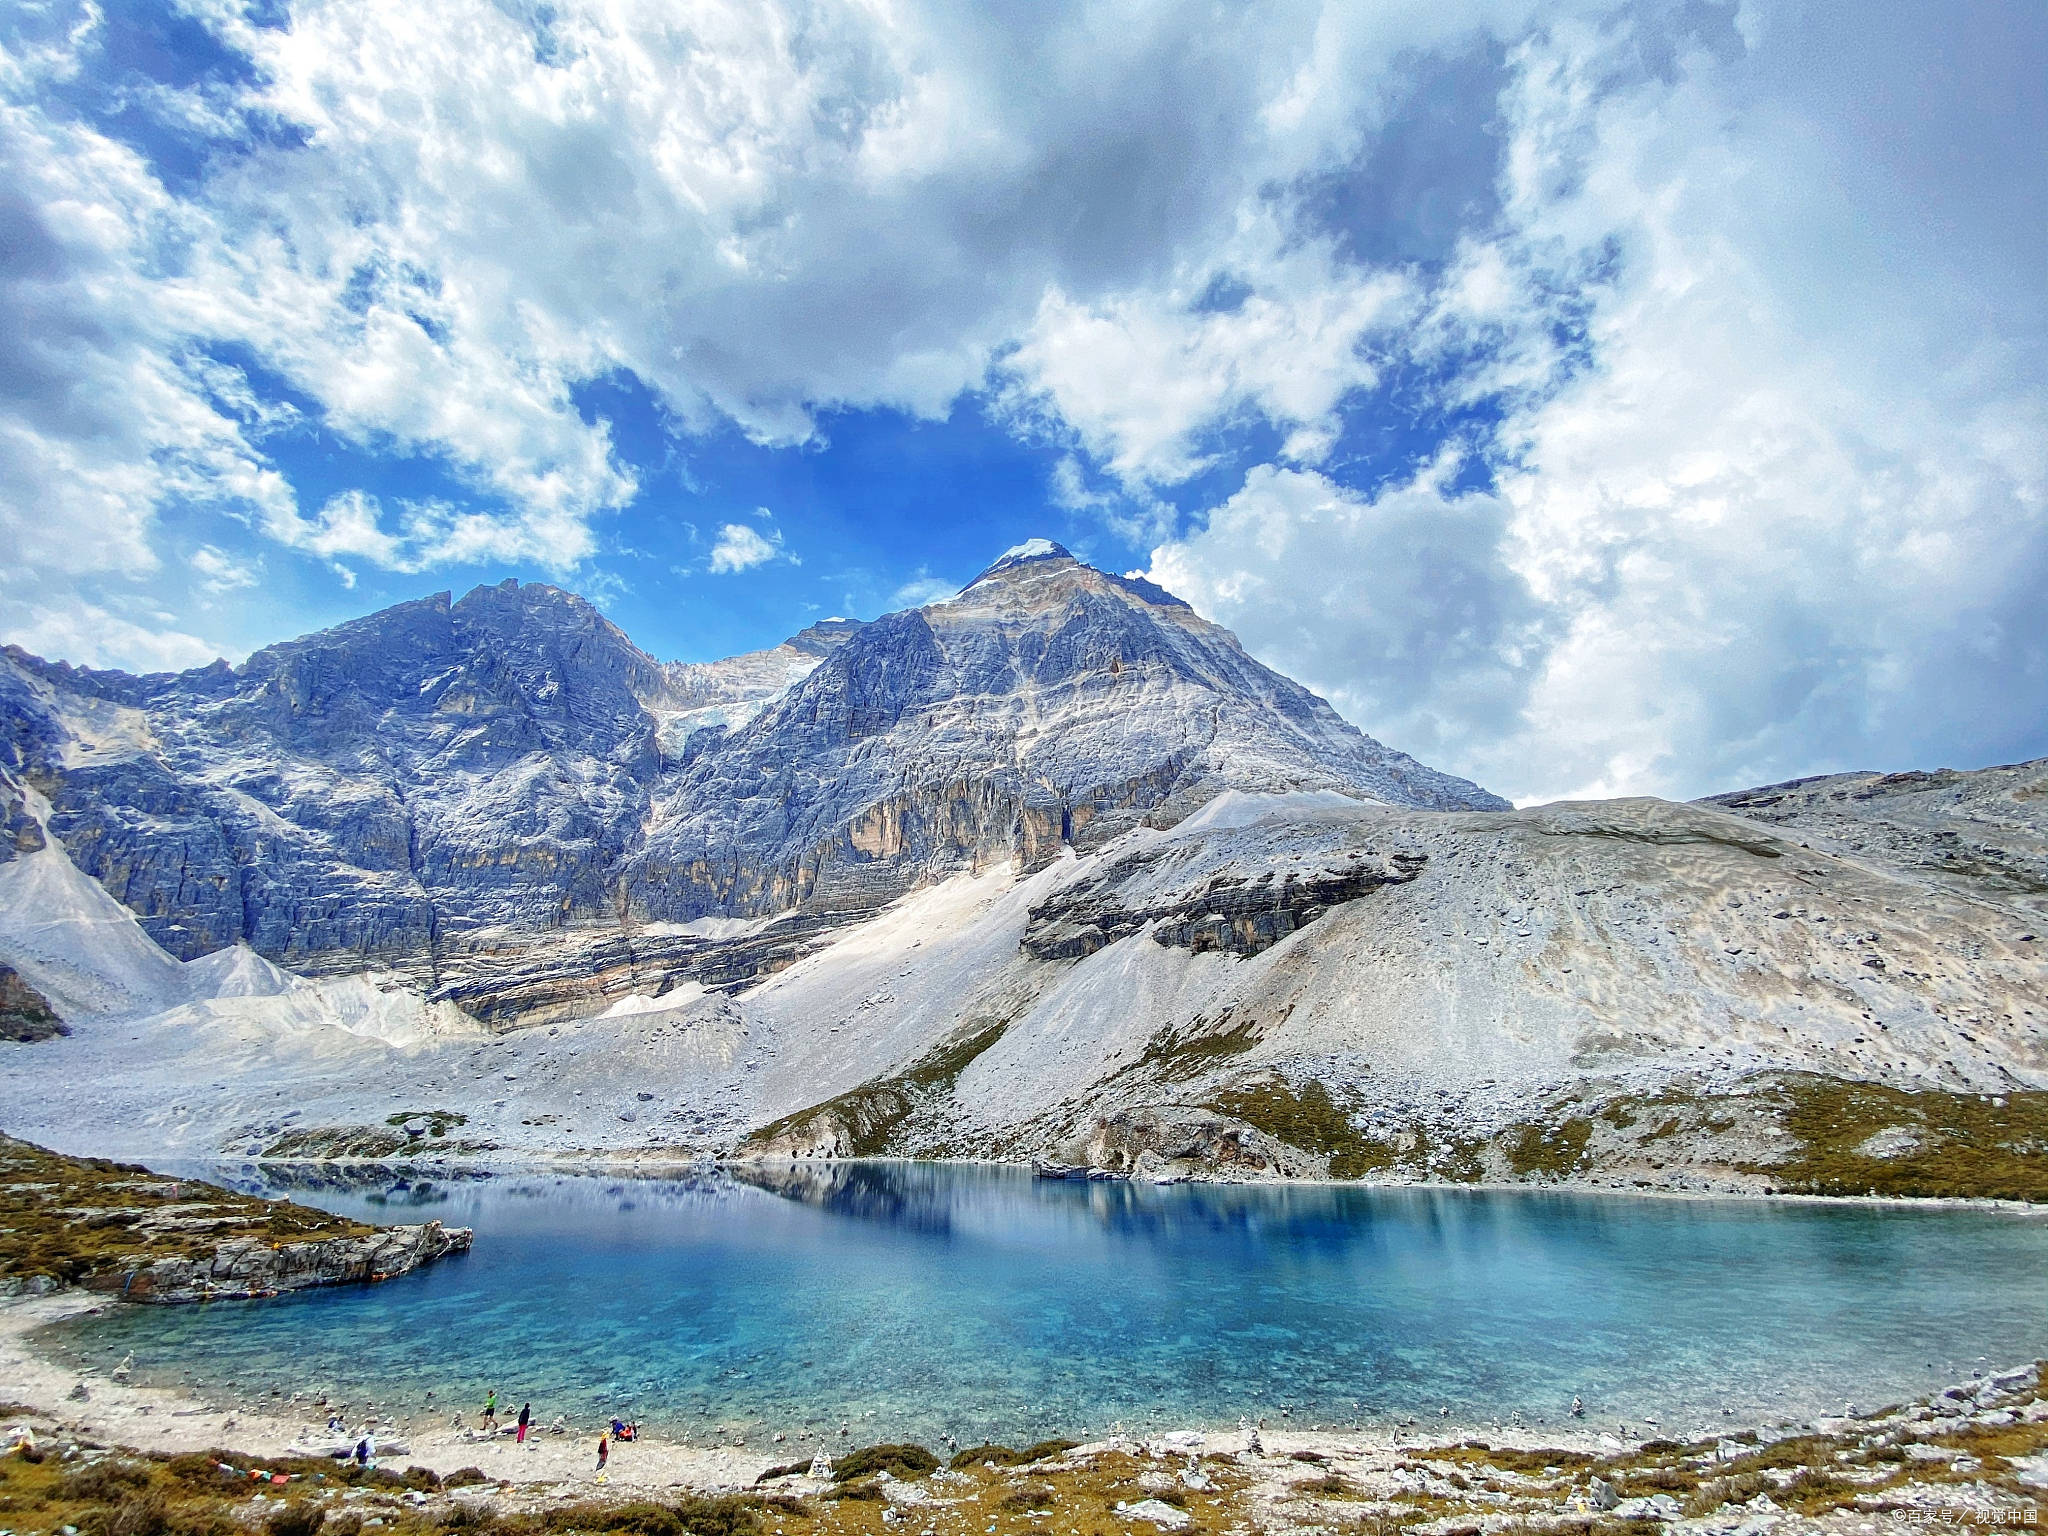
[3,538,1506,987]
[624,536,1506,922]
[785,617,868,657]
[969,537,1076,584]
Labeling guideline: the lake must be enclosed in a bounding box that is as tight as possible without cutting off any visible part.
[46,1161,2048,1447]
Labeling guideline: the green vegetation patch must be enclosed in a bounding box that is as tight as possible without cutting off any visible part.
[0,1133,374,1286]
[741,1020,1009,1158]
[1751,1075,2048,1201]
[1206,1079,1397,1178]
[830,1444,939,1482]
[948,1441,1079,1469]
[384,1111,469,1138]
[1505,1118,1594,1179]
[1128,1014,1262,1082]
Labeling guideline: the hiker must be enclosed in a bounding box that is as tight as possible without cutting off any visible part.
[596,1432,609,1472]
[482,1388,498,1431]
[354,1434,371,1468]
[517,1404,531,1445]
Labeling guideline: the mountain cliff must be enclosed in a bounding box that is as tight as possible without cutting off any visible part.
[0,582,863,984]
[0,544,1500,1012]
[622,541,1502,921]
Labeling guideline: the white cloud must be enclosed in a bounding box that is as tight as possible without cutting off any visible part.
[0,596,226,673]
[1007,226,1412,488]
[4,0,2044,803]
[0,0,1544,606]
[189,544,260,594]
[1151,461,1549,773]
[1153,7,2048,803]
[889,571,958,609]
[707,521,783,573]
[263,490,595,574]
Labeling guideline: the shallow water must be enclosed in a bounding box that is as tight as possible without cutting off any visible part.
[48,1162,2048,1445]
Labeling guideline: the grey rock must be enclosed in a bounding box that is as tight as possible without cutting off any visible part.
[0,545,1501,1023]
[0,964,67,1041]
[1614,1493,1682,1520]
[1022,815,1427,961]
[89,1220,472,1303]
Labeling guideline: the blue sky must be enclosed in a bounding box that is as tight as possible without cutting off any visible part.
[2,0,2044,802]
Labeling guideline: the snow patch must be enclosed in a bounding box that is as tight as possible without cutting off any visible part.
[1172,788,1375,836]
[599,983,707,1019]
[996,538,1065,563]
[0,846,190,1018]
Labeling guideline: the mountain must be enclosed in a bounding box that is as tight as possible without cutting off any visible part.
[9,541,2040,1198]
[621,541,1503,921]
[0,581,863,986]
[0,542,1500,1015]
[1,750,2042,1197]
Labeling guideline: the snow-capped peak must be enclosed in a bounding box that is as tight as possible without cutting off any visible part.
[968,538,1076,588]
[997,537,1067,563]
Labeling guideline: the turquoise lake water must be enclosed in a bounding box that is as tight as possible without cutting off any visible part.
[48,1162,2048,1445]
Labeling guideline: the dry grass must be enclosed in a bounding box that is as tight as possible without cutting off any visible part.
[1748,1076,2048,1201]
[0,1134,374,1285]
[1206,1079,1397,1177]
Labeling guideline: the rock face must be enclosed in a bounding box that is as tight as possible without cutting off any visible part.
[87,1220,473,1303]
[1020,813,1429,960]
[623,543,1502,923]
[0,543,1500,1020]
[1706,761,2048,896]
[0,965,66,1041]
[0,585,863,994]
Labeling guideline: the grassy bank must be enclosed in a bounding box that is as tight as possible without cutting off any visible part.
[0,1134,375,1289]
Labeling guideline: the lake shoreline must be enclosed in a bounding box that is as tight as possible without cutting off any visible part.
[5,1281,2036,1483]
[5,1286,2046,1536]
[198,1146,2048,1215]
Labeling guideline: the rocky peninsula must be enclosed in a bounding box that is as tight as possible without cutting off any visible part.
[0,1134,470,1303]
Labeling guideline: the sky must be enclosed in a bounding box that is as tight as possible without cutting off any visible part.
[2,0,2044,805]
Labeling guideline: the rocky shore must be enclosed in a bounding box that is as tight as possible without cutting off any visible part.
[0,1133,472,1303]
[88,1219,473,1303]
[0,1285,2041,1536]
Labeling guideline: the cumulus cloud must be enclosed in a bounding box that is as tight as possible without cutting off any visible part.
[4,0,2043,800]
[1150,462,1550,771]
[1006,232,1412,487]
[0,0,1536,592]
[1150,6,2048,802]
[1,596,225,672]
[707,521,784,574]
[889,571,959,609]
[189,544,260,594]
